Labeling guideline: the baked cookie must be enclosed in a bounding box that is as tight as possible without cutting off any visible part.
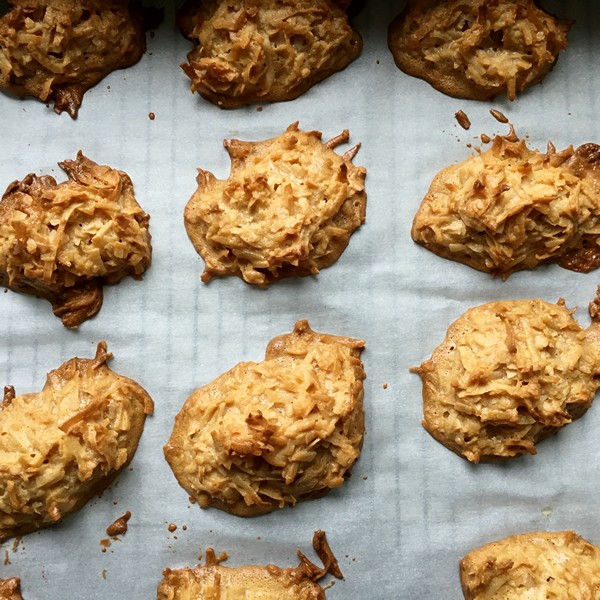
[157,531,343,600]
[460,531,600,599]
[411,133,600,278]
[0,579,23,600]
[0,152,152,328]
[184,123,366,286]
[164,320,365,516]
[0,342,154,542]
[411,297,600,462]
[388,0,572,101]
[0,0,160,117]
[178,0,362,108]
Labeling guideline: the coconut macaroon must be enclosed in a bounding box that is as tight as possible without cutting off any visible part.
[388,0,572,101]
[0,579,23,600]
[0,152,152,328]
[411,297,600,462]
[177,0,362,108]
[157,531,343,600]
[184,123,366,287]
[0,343,154,542]
[460,531,600,599]
[164,321,365,516]
[0,0,158,117]
[411,132,600,278]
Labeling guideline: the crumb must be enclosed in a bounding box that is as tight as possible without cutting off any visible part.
[362,476,368,480]
[541,506,553,517]
[102,569,107,580]
[466,143,472,148]
[189,496,196,504]
[106,511,131,536]
[4,549,10,565]
[455,110,471,130]
[490,109,509,123]
[376,59,380,64]
[182,524,187,531]
[383,383,388,389]
[323,579,336,591]
[11,537,21,553]
[480,133,491,143]
[100,539,111,553]
[168,523,177,533]
[256,106,263,112]
[149,112,155,120]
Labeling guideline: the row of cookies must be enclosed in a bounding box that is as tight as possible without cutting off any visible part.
[2,303,600,598]
[3,530,599,597]
[3,115,599,326]
[0,0,575,117]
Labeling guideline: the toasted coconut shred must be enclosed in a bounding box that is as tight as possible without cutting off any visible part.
[0,152,151,327]
[0,343,154,542]
[413,299,600,462]
[165,321,365,516]
[411,136,600,277]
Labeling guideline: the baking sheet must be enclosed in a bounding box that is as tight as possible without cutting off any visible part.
[1,1,600,597]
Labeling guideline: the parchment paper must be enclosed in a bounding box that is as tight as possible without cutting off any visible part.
[1,1,599,598]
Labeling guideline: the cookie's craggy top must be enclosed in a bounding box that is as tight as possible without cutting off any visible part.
[178,0,362,108]
[412,298,600,462]
[0,0,152,117]
[460,531,600,599]
[164,321,365,516]
[0,343,154,542]
[184,123,366,286]
[388,0,571,101]
[0,152,151,328]
[411,135,600,278]
[157,531,343,600]
[0,579,23,600]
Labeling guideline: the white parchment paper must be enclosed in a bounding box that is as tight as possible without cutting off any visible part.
[1,1,599,598]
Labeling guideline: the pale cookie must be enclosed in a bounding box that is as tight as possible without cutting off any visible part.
[0,342,154,542]
[164,321,365,516]
[388,0,572,101]
[178,0,362,108]
[157,531,343,600]
[184,123,366,286]
[411,297,600,462]
[0,152,152,328]
[460,531,600,599]
[411,133,600,278]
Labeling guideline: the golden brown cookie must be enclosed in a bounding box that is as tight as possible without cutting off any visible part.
[157,531,343,600]
[0,0,160,117]
[460,531,600,599]
[0,152,152,328]
[411,297,600,462]
[0,342,154,542]
[164,321,365,516]
[411,132,600,278]
[178,0,362,108]
[0,579,23,600]
[184,123,366,286]
[388,0,572,101]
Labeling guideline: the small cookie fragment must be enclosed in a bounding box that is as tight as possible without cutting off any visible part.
[388,0,572,101]
[178,0,362,108]
[0,0,160,117]
[411,133,600,278]
[0,578,23,600]
[184,123,366,286]
[0,152,152,327]
[460,531,600,599]
[164,320,365,516]
[0,343,154,542]
[157,531,343,600]
[411,298,600,462]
